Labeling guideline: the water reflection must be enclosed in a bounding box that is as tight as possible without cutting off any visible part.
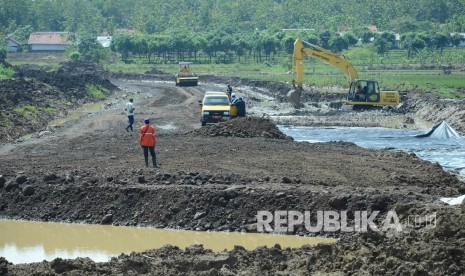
[0,220,334,264]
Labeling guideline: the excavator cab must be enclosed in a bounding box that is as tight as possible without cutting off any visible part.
[347,80,381,103]
[346,79,399,106]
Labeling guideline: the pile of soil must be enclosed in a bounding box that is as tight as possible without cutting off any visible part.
[0,79,67,142]
[0,61,119,143]
[14,60,117,98]
[189,116,293,139]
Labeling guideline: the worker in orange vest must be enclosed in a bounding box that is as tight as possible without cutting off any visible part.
[139,118,159,168]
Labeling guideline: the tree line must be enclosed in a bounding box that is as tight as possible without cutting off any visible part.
[1,0,465,37]
[101,29,463,64]
[1,0,465,64]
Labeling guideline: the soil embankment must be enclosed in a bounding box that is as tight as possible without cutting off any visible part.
[1,63,465,275]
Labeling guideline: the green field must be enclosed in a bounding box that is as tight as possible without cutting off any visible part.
[6,47,465,99]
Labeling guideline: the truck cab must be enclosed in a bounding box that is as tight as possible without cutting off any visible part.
[198,91,232,126]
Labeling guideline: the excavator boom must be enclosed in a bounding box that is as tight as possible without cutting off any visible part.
[292,38,358,87]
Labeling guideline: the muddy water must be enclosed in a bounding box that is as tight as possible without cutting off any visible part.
[0,220,335,264]
[280,126,465,178]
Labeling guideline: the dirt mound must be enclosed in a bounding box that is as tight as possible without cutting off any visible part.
[0,61,119,143]
[0,79,67,142]
[190,116,293,139]
[14,60,117,97]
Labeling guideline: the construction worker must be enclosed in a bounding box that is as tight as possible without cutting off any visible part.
[139,118,159,168]
[124,98,135,132]
[230,92,236,103]
[356,85,366,101]
[227,84,233,98]
[236,97,246,117]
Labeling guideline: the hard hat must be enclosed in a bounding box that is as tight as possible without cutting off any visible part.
[144,118,150,124]
[231,93,236,97]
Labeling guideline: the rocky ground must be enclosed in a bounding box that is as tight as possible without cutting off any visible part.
[0,62,465,275]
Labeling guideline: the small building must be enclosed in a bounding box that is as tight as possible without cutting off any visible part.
[6,37,21,52]
[28,32,70,51]
[97,36,112,48]
[367,25,378,32]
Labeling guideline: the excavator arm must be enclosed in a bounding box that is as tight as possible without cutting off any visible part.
[292,37,358,88]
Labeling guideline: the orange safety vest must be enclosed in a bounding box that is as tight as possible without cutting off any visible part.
[139,124,156,147]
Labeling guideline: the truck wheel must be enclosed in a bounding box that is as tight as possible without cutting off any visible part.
[201,121,206,126]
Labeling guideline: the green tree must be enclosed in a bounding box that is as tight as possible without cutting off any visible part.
[389,17,420,33]
[401,32,426,59]
[318,30,335,49]
[78,33,108,63]
[430,32,449,52]
[12,25,33,44]
[282,35,296,55]
[374,32,396,56]
[110,32,133,62]
[192,34,207,61]
[445,15,465,32]
[360,30,375,44]
[329,36,348,52]
[132,34,148,58]
[261,33,279,60]
[69,51,80,61]
[232,36,249,63]
[0,46,6,62]
[344,32,359,47]
[303,34,320,46]
[450,33,464,47]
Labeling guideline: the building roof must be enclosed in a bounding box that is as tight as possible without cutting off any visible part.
[97,36,112,48]
[115,28,136,34]
[28,32,70,45]
[6,37,21,46]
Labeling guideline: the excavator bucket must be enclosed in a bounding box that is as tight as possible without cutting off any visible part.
[287,87,303,108]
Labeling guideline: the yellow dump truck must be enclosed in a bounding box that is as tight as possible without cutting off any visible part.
[175,62,198,86]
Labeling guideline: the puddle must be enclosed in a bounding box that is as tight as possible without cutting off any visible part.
[0,219,335,264]
[157,123,177,130]
[279,126,465,178]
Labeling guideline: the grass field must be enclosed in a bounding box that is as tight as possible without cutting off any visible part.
[6,47,465,99]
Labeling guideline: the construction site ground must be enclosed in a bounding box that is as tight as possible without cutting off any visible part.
[1,62,465,275]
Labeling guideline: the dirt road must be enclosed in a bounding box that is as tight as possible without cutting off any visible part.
[1,74,465,275]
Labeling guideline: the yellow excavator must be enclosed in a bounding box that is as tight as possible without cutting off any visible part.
[288,38,400,108]
[175,62,199,86]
